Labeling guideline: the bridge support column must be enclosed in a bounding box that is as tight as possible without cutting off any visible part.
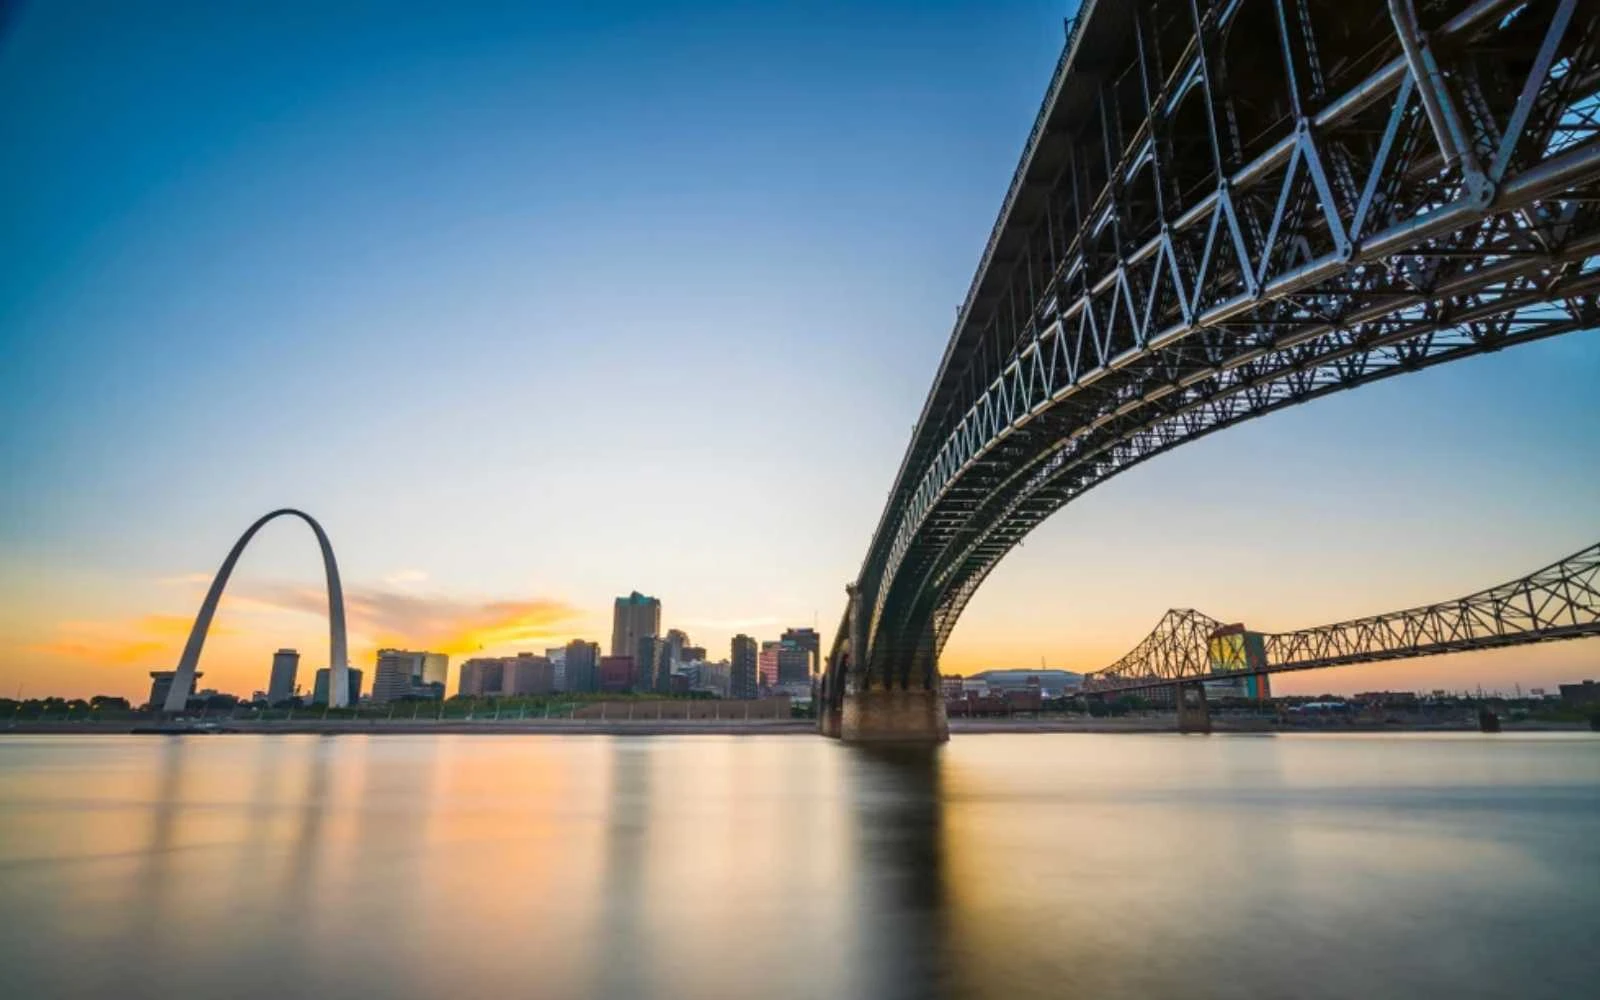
[840,688,949,744]
[818,703,842,738]
[1176,683,1211,735]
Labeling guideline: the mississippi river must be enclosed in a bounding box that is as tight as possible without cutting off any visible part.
[1,733,1595,999]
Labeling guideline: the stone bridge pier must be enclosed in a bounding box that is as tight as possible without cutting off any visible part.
[1176,683,1212,735]
[818,651,843,739]
[839,686,948,744]
[821,583,949,744]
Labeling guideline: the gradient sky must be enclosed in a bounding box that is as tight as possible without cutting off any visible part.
[2,0,1597,702]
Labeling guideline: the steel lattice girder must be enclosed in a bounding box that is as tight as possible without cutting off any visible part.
[837,0,1600,692]
[1081,541,1600,693]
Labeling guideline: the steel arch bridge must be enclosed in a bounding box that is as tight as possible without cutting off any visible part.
[824,0,1600,740]
[1080,541,1600,695]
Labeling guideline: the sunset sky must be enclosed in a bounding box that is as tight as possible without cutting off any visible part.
[2,1,1597,703]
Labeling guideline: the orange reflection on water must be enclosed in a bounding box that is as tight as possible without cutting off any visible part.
[0,732,1596,1000]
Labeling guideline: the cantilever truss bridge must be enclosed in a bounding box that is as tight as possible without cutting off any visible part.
[828,0,1600,706]
[1080,541,1600,695]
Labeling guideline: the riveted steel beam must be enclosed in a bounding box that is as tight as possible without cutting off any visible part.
[829,0,1600,699]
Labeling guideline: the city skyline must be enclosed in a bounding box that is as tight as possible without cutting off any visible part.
[2,1,1598,704]
[13,550,1599,705]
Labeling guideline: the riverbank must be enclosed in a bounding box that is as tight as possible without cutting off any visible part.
[3,717,1592,736]
[3,719,821,736]
[949,717,1594,733]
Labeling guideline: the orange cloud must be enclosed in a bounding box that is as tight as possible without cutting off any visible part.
[30,614,226,666]
[24,583,582,700]
[234,582,582,656]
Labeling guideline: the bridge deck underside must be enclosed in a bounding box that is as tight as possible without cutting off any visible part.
[837,0,1600,695]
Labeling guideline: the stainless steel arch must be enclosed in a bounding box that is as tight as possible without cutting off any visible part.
[162,509,349,712]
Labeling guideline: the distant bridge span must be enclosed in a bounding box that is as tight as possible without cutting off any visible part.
[823,0,1600,741]
[1080,541,1600,696]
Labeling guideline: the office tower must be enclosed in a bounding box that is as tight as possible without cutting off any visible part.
[147,670,200,711]
[664,628,689,667]
[565,640,600,693]
[546,647,567,690]
[655,638,674,694]
[598,656,635,693]
[758,641,780,690]
[460,654,555,697]
[372,648,410,703]
[779,628,821,681]
[458,658,483,697]
[313,667,363,705]
[731,634,758,699]
[610,591,661,657]
[693,659,731,698]
[267,649,300,705]
[418,652,448,690]
[507,653,555,695]
[775,642,810,685]
[636,634,662,692]
[458,657,502,697]
[372,649,449,703]
[681,644,707,663]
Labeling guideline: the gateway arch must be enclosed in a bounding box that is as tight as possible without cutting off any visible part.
[162,509,349,712]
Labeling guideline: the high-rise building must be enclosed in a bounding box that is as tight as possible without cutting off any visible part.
[419,652,448,690]
[779,628,821,682]
[598,655,635,693]
[458,658,502,698]
[655,638,674,694]
[611,592,661,658]
[460,654,556,697]
[758,641,781,690]
[664,629,689,667]
[147,670,200,711]
[546,647,567,690]
[313,667,362,705]
[731,634,758,699]
[690,659,731,698]
[507,653,555,695]
[681,644,707,663]
[565,640,600,693]
[372,649,449,703]
[636,634,662,693]
[267,648,300,705]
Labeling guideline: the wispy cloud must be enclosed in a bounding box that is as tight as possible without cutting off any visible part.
[30,614,222,665]
[156,572,213,587]
[235,581,581,655]
[31,582,582,670]
[382,568,429,588]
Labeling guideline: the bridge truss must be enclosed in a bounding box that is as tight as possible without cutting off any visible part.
[830,0,1600,702]
[1081,541,1600,694]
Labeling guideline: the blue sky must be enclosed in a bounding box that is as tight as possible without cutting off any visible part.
[1,1,1597,699]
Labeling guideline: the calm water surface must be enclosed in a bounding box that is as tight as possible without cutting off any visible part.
[1,733,1596,999]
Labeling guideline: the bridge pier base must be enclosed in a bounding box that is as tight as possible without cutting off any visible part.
[840,688,949,744]
[1176,683,1211,735]
[818,703,842,739]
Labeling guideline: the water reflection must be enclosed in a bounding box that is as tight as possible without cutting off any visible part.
[0,733,1595,1000]
[595,741,652,999]
[123,737,188,996]
[844,746,951,1000]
